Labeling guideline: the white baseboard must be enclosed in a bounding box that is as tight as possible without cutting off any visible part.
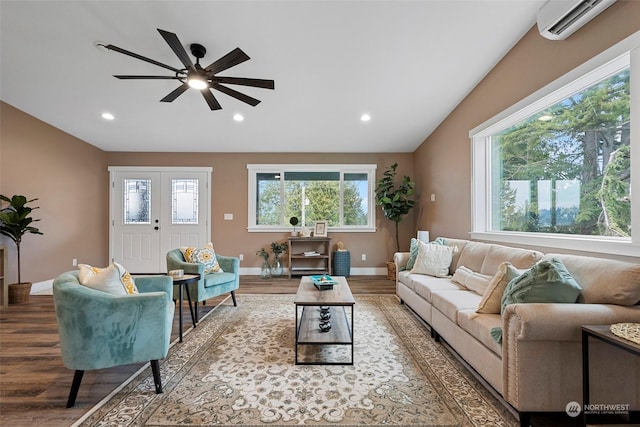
[238,267,386,276]
[32,268,388,295]
[31,279,54,295]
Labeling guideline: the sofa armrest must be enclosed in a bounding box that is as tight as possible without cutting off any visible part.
[503,303,640,342]
[216,254,240,274]
[394,252,410,272]
[134,275,173,294]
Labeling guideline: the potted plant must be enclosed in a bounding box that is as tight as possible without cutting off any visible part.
[256,247,271,279]
[289,216,299,236]
[374,163,415,278]
[270,241,288,277]
[0,195,43,303]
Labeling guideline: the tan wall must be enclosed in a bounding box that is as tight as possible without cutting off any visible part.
[0,102,109,284]
[106,152,415,270]
[414,0,640,255]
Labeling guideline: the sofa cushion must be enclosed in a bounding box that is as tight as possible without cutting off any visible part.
[203,272,237,288]
[410,241,454,277]
[476,262,525,314]
[457,309,503,356]
[542,253,640,306]
[451,266,492,295]
[500,258,582,314]
[455,242,491,274]
[480,244,543,276]
[408,274,464,302]
[431,290,482,323]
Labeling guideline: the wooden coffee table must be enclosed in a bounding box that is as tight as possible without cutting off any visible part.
[294,276,355,365]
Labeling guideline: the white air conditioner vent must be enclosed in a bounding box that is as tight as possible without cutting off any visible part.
[537,0,617,40]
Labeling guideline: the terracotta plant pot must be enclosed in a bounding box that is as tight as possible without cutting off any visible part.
[8,282,32,304]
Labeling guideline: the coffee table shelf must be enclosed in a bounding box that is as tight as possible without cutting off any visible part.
[297,306,352,344]
[294,276,355,365]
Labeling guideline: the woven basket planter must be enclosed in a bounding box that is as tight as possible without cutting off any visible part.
[8,282,31,304]
[386,261,396,281]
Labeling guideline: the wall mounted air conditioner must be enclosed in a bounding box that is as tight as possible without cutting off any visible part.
[537,0,617,40]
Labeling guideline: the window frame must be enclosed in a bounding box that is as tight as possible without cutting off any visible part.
[247,164,377,232]
[469,30,640,257]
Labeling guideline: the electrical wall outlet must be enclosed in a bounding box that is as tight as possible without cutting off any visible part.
[72,258,78,267]
[361,254,366,261]
[239,254,244,261]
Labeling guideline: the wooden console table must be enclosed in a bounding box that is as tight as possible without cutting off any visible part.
[288,237,331,279]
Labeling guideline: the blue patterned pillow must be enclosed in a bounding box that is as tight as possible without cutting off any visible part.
[403,238,420,271]
[184,243,224,274]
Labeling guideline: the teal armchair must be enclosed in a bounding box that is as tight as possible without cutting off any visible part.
[53,271,174,407]
[166,249,239,322]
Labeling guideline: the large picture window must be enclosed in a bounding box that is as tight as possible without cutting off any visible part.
[471,32,639,257]
[248,164,376,232]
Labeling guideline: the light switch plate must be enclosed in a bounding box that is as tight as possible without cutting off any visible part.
[224,213,233,220]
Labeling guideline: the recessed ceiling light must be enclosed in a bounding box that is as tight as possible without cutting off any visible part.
[233,113,244,122]
[361,114,371,122]
[101,112,115,120]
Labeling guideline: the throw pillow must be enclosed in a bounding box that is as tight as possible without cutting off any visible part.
[451,266,492,295]
[184,242,224,273]
[500,258,582,315]
[403,238,420,271]
[78,262,138,295]
[409,240,454,278]
[476,262,524,314]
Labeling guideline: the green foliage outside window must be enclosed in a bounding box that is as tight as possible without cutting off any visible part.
[493,68,630,237]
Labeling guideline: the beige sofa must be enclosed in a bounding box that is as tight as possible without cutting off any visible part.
[394,237,640,426]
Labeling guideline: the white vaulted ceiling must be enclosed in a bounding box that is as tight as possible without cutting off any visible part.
[0,0,545,153]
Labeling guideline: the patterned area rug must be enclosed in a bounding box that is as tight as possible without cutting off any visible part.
[75,295,517,426]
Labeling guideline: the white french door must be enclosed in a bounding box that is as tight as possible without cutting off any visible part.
[109,167,212,273]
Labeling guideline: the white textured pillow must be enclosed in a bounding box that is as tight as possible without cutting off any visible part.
[410,241,454,277]
[78,262,138,295]
[452,266,492,295]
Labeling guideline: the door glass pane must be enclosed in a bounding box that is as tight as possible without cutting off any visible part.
[172,179,199,224]
[124,179,151,224]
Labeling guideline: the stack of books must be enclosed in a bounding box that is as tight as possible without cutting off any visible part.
[303,251,320,256]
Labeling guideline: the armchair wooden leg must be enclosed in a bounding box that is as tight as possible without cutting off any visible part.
[231,291,238,306]
[151,360,163,394]
[66,370,84,408]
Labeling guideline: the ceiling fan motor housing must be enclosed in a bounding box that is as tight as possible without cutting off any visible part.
[190,43,206,59]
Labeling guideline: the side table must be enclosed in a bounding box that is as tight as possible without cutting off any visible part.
[172,274,199,342]
[582,324,640,426]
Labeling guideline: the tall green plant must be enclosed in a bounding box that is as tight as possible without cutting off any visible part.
[375,163,415,254]
[0,195,43,283]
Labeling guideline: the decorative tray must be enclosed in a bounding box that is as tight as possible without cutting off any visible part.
[610,323,640,345]
[310,275,338,290]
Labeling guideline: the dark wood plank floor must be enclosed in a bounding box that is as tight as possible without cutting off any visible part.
[0,276,395,426]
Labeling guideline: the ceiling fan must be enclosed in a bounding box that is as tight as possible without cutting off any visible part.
[100,28,275,110]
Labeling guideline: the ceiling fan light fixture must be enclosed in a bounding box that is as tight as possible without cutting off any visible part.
[187,76,208,90]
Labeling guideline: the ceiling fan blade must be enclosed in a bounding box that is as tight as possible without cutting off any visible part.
[114,75,181,80]
[102,43,182,73]
[213,76,275,90]
[160,83,189,103]
[205,48,250,74]
[202,89,222,110]
[157,29,195,71]
[213,83,261,106]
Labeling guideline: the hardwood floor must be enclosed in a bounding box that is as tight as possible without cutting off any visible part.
[0,275,395,426]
